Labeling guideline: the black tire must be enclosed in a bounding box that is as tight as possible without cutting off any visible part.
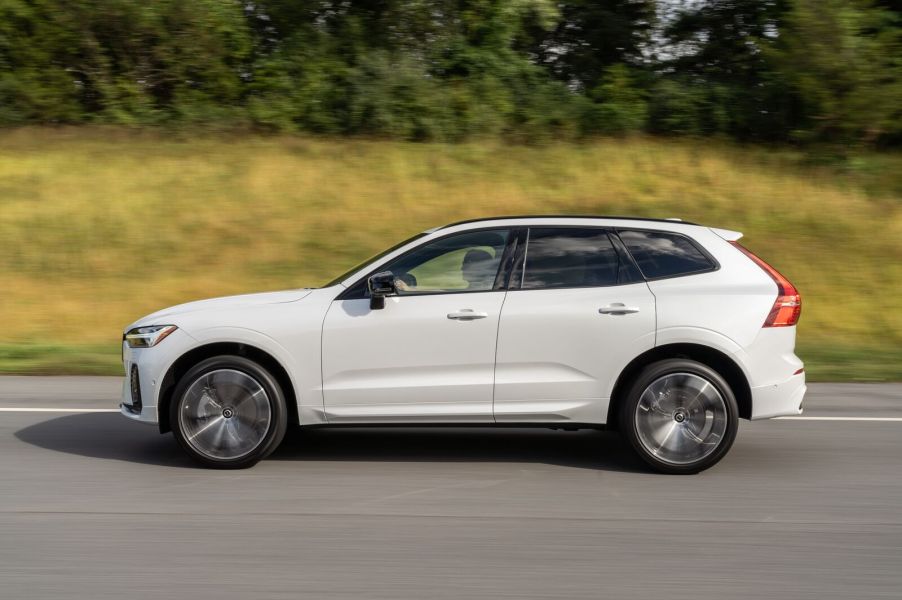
[619,359,738,474]
[170,355,288,469]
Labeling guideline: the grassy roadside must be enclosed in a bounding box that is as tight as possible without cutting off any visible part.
[0,343,120,376]
[0,128,899,380]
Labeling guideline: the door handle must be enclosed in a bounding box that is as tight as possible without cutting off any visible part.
[599,303,640,315]
[447,309,488,321]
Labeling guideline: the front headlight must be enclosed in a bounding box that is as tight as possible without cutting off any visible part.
[125,325,178,348]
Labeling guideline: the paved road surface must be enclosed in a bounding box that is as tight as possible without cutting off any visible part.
[0,377,900,599]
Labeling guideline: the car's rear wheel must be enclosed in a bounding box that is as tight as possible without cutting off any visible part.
[619,359,738,474]
[170,355,287,468]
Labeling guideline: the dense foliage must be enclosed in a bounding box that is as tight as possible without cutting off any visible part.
[0,0,899,144]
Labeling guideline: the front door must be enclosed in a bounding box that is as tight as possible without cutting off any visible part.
[321,228,512,423]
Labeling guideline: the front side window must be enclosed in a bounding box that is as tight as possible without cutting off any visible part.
[382,229,510,294]
[521,228,635,289]
[618,229,715,279]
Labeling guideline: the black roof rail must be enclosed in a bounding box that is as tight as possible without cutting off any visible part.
[439,215,698,229]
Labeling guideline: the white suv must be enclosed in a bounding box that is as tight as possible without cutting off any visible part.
[121,216,805,473]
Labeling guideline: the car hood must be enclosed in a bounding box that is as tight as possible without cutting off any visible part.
[127,289,313,330]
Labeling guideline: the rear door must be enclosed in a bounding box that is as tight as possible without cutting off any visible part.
[493,227,656,424]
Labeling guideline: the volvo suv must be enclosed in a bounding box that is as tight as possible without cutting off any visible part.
[121,216,805,473]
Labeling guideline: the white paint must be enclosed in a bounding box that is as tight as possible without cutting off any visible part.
[774,416,902,422]
[321,292,505,422]
[3,407,900,422]
[0,407,119,413]
[494,282,655,423]
[649,229,806,419]
[119,216,808,432]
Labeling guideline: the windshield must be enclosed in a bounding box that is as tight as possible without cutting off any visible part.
[321,232,429,287]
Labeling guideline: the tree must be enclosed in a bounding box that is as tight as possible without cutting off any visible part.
[655,0,795,139]
[0,0,898,145]
[768,0,902,144]
[583,64,648,135]
[522,0,656,90]
[0,0,252,124]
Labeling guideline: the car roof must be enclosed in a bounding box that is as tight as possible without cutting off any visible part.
[433,215,698,231]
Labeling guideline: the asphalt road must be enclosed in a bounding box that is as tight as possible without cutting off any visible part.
[0,377,900,599]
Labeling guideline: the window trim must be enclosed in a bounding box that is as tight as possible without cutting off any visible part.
[508,225,646,292]
[336,226,519,300]
[613,227,720,281]
[493,228,524,290]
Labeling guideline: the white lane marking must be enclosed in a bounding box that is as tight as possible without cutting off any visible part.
[775,416,902,422]
[0,407,119,413]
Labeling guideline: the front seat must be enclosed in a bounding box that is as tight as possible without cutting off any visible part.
[461,249,495,289]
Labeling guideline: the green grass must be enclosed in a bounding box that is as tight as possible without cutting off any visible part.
[797,342,902,382]
[0,343,121,376]
[0,127,899,379]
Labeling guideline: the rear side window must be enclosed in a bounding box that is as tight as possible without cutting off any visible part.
[618,230,715,279]
[521,228,639,289]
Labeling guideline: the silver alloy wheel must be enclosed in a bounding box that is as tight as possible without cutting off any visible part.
[634,372,728,466]
[178,369,272,460]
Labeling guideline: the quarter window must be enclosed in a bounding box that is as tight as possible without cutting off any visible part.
[521,228,637,289]
[618,230,715,279]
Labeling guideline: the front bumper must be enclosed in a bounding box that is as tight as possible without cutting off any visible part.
[119,375,156,423]
[120,327,195,425]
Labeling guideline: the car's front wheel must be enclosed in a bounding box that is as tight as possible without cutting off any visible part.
[619,359,738,474]
[170,355,287,468]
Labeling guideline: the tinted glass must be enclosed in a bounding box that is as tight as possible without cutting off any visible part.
[618,230,714,279]
[521,228,631,289]
[382,229,510,294]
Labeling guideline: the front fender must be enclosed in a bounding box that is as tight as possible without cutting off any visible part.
[162,326,325,426]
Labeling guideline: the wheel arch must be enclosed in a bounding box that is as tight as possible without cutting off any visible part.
[157,342,299,433]
[606,343,752,429]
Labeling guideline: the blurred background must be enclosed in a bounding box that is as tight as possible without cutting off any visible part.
[0,0,898,379]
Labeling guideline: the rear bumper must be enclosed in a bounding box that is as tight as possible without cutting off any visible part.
[750,371,806,419]
[736,326,806,420]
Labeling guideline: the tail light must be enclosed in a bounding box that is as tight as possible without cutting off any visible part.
[730,241,801,327]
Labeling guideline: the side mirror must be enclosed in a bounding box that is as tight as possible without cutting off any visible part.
[367,271,396,310]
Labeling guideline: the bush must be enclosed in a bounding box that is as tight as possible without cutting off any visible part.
[582,65,647,135]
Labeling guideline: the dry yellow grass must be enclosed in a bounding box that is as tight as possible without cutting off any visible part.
[0,128,899,378]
